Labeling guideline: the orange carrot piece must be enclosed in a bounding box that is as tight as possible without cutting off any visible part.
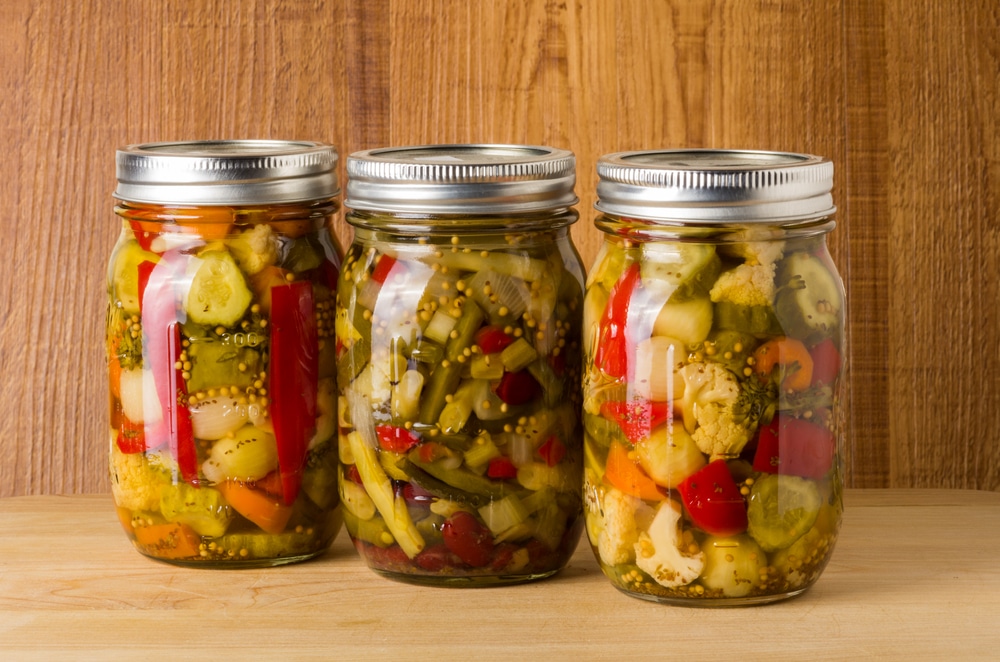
[604,442,667,502]
[217,480,293,535]
[752,336,814,392]
[132,521,201,559]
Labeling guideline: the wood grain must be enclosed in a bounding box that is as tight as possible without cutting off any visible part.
[1,0,998,496]
[2,490,999,657]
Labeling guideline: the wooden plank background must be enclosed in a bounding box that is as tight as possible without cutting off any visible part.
[1,0,997,497]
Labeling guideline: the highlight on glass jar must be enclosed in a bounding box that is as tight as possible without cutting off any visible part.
[107,140,344,567]
[336,144,586,585]
[582,150,845,605]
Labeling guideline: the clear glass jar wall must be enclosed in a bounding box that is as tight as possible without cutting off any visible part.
[107,141,344,567]
[582,150,846,605]
[336,145,586,585]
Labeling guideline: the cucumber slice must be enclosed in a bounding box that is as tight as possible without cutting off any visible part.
[160,483,233,538]
[111,240,159,315]
[184,250,253,326]
[700,534,767,597]
[775,253,843,340]
[746,474,820,552]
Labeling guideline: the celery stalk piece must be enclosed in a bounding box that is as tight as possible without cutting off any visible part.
[463,433,501,469]
[345,389,425,558]
[470,354,504,381]
[423,310,460,345]
[500,338,539,372]
[478,494,530,536]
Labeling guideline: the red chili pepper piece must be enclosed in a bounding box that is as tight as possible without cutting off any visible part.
[269,281,319,506]
[441,511,494,568]
[115,418,146,454]
[140,252,199,484]
[677,459,748,537]
[494,370,541,405]
[600,399,673,442]
[538,436,566,467]
[370,254,400,285]
[474,325,515,355]
[752,416,836,480]
[486,456,519,479]
[375,425,421,453]
[594,263,642,379]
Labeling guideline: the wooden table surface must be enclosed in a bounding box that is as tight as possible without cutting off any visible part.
[1,489,997,660]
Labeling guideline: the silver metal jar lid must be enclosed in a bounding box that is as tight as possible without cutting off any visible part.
[595,149,834,223]
[115,140,339,205]
[345,144,578,214]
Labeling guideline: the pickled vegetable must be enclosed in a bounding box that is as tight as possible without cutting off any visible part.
[107,203,343,566]
[336,227,585,584]
[582,233,844,603]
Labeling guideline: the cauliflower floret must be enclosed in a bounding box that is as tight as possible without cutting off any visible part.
[227,224,279,275]
[720,227,786,266]
[634,499,704,588]
[711,230,785,307]
[596,485,655,566]
[677,362,758,458]
[709,262,777,308]
[109,445,172,513]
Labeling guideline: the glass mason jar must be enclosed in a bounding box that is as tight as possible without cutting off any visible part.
[107,140,344,567]
[337,144,586,585]
[582,150,846,605]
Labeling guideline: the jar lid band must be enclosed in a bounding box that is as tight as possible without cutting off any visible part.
[345,144,578,214]
[595,149,835,223]
[114,140,339,205]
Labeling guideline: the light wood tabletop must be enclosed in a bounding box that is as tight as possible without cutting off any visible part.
[1,489,997,659]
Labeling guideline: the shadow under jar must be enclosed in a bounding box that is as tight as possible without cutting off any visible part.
[107,140,344,567]
[337,145,586,586]
[583,150,846,605]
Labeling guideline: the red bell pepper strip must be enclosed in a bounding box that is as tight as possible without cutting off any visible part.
[677,459,748,537]
[375,425,421,453]
[269,280,319,505]
[752,415,836,480]
[600,399,673,442]
[370,254,400,285]
[594,263,641,379]
[136,260,157,313]
[140,252,199,484]
[130,221,159,252]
